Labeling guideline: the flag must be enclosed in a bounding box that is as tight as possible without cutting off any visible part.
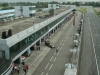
[73,15,75,26]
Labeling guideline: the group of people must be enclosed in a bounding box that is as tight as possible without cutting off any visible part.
[11,64,20,74]
[23,64,29,75]
[11,61,29,75]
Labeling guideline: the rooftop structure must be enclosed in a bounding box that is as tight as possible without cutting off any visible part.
[15,6,36,17]
[0,7,69,39]
[48,4,59,10]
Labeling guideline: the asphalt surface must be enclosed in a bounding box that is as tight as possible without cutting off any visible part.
[32,12,81,75]
[78,7,100,75]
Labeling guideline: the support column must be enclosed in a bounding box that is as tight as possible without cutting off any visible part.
[27,49,31,56]
[34,44,36,50]
[39,39,41,46]
[19,56,22,64]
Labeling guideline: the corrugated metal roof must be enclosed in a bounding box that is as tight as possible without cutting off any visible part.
[0,9,15,14]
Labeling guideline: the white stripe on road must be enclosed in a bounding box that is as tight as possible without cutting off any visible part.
[49,64,53,70]
[54,52,56,55]
[50,56,53,61]
[53,57,57,62]
[41,72,44,75]
[29,47,47,68]
[45,63,49,69]
[62,43,64,46]
[60,43,62,46]
[46,73,48,75]
[88,17,99,75]
[57,51,60,56]
[60,47,62,50]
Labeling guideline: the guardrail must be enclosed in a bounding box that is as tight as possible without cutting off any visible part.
[76,12,84,75]
[0,59,13,75]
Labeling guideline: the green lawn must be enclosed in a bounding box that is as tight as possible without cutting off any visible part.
[77,7,87,13]
[93,8,100,16]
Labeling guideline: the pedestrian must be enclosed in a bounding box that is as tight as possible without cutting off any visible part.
[14,65,17,72]
[17,65,20,74]
[56,47,58,53]
[23,66,26,75]
[22,60,25,65]
[25,64,29,71]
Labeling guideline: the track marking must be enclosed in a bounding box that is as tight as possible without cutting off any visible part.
[50,56,53,61]
[54,52,56,55]
[53,57,57,62]
[49,64,53,70]
[46,73,48,75]
[60,47,62,50]
[57,51,60,56]
[62,43,64,46]
[45,63,49,69]
[60,43,62,45]
[88,17,99,75]
[41,72,44,75]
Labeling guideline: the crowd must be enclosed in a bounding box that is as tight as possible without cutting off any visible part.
[11,60,29,75]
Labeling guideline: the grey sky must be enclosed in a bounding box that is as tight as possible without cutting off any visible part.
[0,0,99,2]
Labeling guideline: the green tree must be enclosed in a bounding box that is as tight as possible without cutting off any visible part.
[2,3,8,7]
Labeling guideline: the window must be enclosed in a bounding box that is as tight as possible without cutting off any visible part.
[10,42,20,58]
[20,38,28,50]
[29,33,35,44]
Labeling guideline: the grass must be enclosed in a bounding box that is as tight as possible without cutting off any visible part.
[93,8,100,16]
[77,7,87,13]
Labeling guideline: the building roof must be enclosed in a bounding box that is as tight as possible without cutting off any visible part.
[0,9,15,15]
[0,8,69,39]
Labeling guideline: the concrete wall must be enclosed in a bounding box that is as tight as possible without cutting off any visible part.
[48,4,59,10]
[15,6,21,17]
[23,6,29,17]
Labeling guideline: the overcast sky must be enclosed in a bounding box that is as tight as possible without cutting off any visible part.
[0,0,100,2]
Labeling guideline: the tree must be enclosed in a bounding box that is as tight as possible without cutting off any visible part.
[2,3,8,7]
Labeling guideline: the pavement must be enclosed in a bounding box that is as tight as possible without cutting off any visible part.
[10,11,82,75]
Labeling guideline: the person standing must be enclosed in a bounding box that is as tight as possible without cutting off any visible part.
[56,47,58,53]
[17,65,20,74]
[25,64,29,72]
[23,66,26,75]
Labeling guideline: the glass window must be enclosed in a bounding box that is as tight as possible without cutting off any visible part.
[20,38,28,50]
[29,33,35,44]
[9,42,20,58]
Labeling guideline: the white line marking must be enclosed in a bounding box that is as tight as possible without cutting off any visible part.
[57,51,60,56]
[46,73,48,75]
[41,72,44,75]
[61,40,63,42]
[29,47,47,68]
[88,17,99,75]
[54,52,56,55]
[60,43,62,45]
[53,57,57,62]
[50,56,53,61]
[60,47,62,50]
[62,43,64,46]
[49,64,53,70]
[45,63,49,69]
[98,45,100,46]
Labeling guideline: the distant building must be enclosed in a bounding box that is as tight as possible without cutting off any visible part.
[59,5,76,9]
[15,6,36,17]
[48,4,59,10]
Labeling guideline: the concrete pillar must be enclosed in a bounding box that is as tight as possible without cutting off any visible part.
[19,56,22,64]
[53,29,54,34]
[39,39,41,46]
[27,49,31,56]
[34,44,36,50]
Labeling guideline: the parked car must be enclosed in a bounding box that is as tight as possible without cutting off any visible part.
[45,41,55,48]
